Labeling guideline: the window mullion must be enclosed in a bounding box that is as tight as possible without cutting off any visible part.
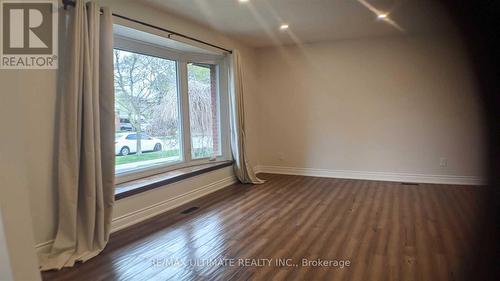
[179,60,192,163]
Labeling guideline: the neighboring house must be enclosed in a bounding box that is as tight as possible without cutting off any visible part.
[115,113,134,131]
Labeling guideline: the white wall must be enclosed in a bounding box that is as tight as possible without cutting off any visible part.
[0,71,44,280]
[254,35,486,182]
[0,209,13,281]
[0,69,58,264]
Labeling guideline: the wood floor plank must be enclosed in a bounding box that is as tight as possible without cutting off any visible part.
[42,174,484,281]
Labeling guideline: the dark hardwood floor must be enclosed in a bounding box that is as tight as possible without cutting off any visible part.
[42,173,484,281]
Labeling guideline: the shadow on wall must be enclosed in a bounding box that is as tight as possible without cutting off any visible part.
[256,34,485,178]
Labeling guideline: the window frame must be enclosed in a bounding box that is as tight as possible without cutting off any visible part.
[113,35,231,184]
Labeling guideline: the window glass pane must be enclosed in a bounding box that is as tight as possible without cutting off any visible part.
[187,63,221,159]
[125,134,137,140]
[114,49,181,174]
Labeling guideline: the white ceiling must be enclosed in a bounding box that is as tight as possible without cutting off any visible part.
[140,0,455,48]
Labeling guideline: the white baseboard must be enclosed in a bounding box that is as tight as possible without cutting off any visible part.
[254,165,485,186]
[35,175,237,254]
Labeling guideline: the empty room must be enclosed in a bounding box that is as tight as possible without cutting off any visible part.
[0,0,498,280]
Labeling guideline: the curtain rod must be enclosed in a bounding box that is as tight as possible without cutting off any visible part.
[62,0,233,54]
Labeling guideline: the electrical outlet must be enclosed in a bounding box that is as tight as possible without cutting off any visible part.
[439,157,447,167]
[278,152,285,161]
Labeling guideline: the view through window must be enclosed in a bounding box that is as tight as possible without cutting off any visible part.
[187,63,221,159]
[114,49,181,174]
[113,45,226,179]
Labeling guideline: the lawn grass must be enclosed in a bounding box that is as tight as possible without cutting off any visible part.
[115,149,180,165]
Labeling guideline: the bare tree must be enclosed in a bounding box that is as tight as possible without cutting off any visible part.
[114,51,214,159]
[114,50,176,155]
[188,80,213,157]
[149,90,179,149]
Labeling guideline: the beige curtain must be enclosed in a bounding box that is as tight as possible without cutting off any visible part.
[40,0,115,271]
[228,50,264,184]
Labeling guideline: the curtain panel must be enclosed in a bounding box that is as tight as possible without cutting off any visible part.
[40,0,115,270]
[228,50,264,184]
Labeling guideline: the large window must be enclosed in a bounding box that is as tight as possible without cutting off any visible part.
[113,35,229,183]
[114,49,181,175]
